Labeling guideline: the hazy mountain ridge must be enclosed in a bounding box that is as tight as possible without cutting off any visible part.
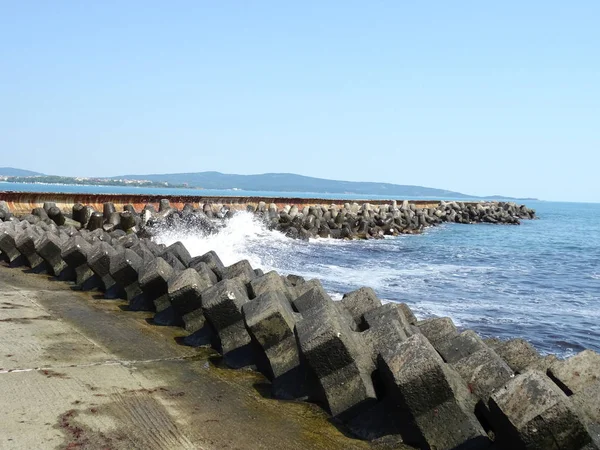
[0,167,537,200]
[0,167,44,177]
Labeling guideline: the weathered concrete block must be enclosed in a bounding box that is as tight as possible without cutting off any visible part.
[364,302,414,337]
[188,260,218,285]
[452,347,514,400]
[61,235,100,290]
[379,333,488,450]
[109,248,149,309]
[493,338,542,373]
[139,257,175,314]
[87,241,122,298]
[201,277,253,368]
[340,287,382,329]
[160,251,187,270]
[295,305,376,420]
[548,350,600,395]
[15,227,45,271]
[248,270,295,302]
[36,232,69,277]
[417,317,459,349]
[219,259,256,284]
[362,318,408,365]
[398,303,418,325]
[0,228,24,265]
[241,290,309,398]
[168,268,213,320]
[489,370,596,450]
[189,251,225,279]
[161,241,192,267]
[436,330,487,364]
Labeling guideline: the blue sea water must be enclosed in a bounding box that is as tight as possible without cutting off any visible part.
[156,200,600,358]
[3,182,599,357]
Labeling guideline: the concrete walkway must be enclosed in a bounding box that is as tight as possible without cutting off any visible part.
[0,264,372,450]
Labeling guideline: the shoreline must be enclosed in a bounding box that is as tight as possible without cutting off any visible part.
[0,200,597,449]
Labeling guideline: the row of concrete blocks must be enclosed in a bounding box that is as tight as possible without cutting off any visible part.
[0,219,598,450]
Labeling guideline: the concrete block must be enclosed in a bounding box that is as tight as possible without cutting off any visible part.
[295,304,376,420]
[417,317,459,349]
[189,251,224,279]
[248,270,295,302]
[379,333,488,450]
[61,235,100,290]
[489,370,595,450]
[161,241,192,267]
[15,227,45,271]
[436,330,488,364]
[87,241,122,298]
[201,278,253,368]
[364,302,414,337]
[0,228,24,265]
[220,259,256,284]
[340,287,382,329]
[452,347,514,400]
[494,338,542,374]
[548,350,600,395]
[168,268,213,319]
[109,248,149,309]
[139,257,174,307]
[242,290,308,399]
[188,260,218,285]
[36,232,69,277]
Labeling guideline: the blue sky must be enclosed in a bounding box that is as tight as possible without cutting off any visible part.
[1,2,598,202]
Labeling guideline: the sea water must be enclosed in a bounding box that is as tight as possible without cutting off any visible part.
[154,201,600,358]
[4,182,598,356]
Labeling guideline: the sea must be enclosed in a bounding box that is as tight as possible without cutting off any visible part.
[3,182,599,357]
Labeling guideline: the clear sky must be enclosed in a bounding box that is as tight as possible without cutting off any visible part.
[1,2,598,202]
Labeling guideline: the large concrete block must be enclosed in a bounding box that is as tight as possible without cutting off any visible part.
[362,318,408,365]
[493,338,542,374]
[188,260,218,285]
[219,259,256,284]
[15,227,45,271]
[189,251,225,279]
[488,370,596,450]
[452,347,514,400]
[87,242,122,298]
[36,232,69,277]
[248,270,295,302]
[340,287,382,329]
[138,257,175,322]
[398,303,418,325]
[417,317,459,349]
[364,302,414,337]
[160,241,192,267]
[109,248,149,309]
[548,350,600,395]
[61,235,101,290]
[242,290,307,399]
[201,278,254,368]
[168,268,213,319]
[295,305,376,420]
[0,228,24,265]
[436,330,488,364]
[292,283,358,331]
[379,333,488,450]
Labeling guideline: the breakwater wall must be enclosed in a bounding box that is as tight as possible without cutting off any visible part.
[0,203,597,450]
[0,191,536,240]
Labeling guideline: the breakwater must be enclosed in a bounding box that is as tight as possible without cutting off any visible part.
[0,199,598,449]
[0,191,536,240]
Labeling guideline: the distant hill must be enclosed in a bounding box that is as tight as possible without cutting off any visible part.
[113,171,478,199]
[0,167,44,177]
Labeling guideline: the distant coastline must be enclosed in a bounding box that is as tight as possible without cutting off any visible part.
[0,168,538,201]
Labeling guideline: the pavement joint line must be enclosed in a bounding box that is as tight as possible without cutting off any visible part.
[0,355,196,375]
